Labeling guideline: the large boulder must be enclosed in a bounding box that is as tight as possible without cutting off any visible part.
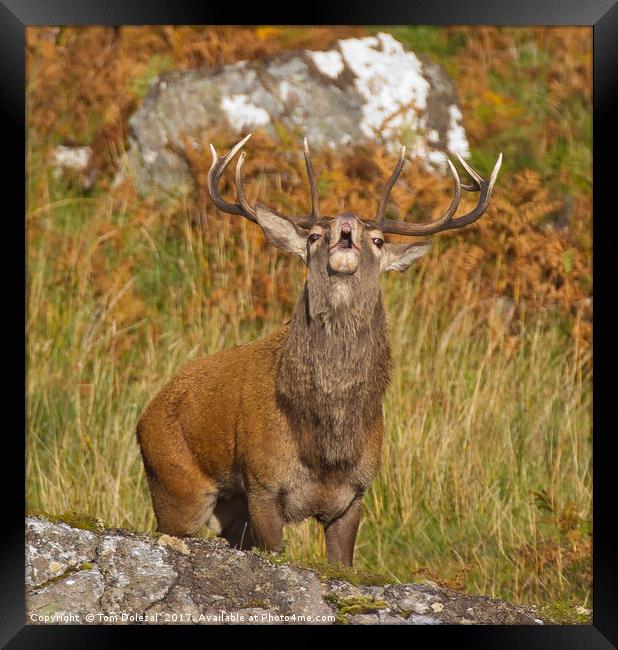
[26,516,548,626]
[122,32,470,199]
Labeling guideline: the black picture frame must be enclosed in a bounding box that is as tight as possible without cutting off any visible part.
[4,1,616,647]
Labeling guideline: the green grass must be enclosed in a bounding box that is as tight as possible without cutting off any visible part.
[130,54,174,100]
[26,170,591,609]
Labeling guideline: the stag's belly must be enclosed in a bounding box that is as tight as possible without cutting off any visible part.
[280,479,358,524]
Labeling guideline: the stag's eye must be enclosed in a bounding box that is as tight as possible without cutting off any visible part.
[308,233,321,244]
[372,237,384,248]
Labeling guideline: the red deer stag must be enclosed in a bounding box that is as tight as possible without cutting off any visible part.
[137,134,502,566]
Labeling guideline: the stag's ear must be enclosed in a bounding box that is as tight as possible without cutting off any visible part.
[381,241,431,273]
[255,204,308,263]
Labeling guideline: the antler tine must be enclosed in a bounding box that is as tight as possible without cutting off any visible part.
[235,151,257,220]
[376,145,407,227]
[303,138,320,224]
[208,134,319,230]
[208,133,257,223]
[379,157,462,236]
[456,152,483,191]
[379,153,502,237]
[432,152,502,232]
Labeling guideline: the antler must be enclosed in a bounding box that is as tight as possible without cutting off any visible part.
[208,133,257,222]
[376,148,503,236]
[207,133,320,229]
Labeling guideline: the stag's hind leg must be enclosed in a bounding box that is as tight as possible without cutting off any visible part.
[145,469,218,537]
[138,418,219,537]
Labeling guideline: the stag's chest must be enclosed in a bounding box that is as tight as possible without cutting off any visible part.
[280,474,359,524]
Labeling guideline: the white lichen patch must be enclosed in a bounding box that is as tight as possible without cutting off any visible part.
[278,80,291,102]
[426,149,448,168]
[338,32,430,141]
[446,104,470,158]
[51,145,93,171]
[220,94,270,131]
[306,49,345,79]
[143,149,158,165]
[404,131,448,173]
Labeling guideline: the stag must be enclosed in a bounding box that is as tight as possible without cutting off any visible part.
[137,134,502,566]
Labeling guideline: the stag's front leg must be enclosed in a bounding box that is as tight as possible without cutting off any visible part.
[247,490,284,553]
[324,496,363,567]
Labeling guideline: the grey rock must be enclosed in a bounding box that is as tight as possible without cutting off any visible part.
[96,533,178,618]
[121,32,470,199]
[26,516,547,625]
[28,567,105,624]
[406,614,442,625]
[26,518,98,588]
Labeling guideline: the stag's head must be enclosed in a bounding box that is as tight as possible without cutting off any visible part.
[208,134,502,312]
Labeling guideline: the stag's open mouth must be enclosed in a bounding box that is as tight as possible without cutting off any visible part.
[330,229,360,253]
[328,239,359,275]
[340,230,353,248]
[327,219,360,274]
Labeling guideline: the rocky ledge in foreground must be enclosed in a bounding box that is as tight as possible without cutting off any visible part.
[26,516,545,626]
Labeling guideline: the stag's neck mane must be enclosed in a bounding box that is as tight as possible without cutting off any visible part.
[275,283,392,470]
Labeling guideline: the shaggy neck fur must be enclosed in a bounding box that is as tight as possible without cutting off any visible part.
[276,270,392,471]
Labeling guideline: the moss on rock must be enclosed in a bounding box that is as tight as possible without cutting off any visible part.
[34,562,96,591]
[30,510,106,533]
[299,560,390,586]
[252,549,389,586]
[541,602,591,625]
[324,593,388,624]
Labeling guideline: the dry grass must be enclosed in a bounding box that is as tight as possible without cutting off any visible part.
[26,175,591,607]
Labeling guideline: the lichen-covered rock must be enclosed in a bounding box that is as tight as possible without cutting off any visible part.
[26,516,550,626]
[96,534,178,616]
[121,32,470,199]
[26,518,98,588]
[28,566,105,624]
